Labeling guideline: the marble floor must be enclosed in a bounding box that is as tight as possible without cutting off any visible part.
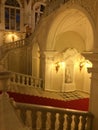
[13,85,89,101]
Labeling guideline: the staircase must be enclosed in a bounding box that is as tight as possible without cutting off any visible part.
[0,0,94,130]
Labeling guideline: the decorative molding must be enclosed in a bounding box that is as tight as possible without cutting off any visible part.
[44,0,97,23]
[69,0,97,22]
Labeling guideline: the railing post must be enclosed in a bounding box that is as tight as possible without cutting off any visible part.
[0,71,11,92]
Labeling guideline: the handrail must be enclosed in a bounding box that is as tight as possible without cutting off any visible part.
[0,38,31,60]
[15,102,94,130]
[10,72,43,89]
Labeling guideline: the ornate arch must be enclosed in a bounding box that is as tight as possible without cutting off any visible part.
[46,4,95,52]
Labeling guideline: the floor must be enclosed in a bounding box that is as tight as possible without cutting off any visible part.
[36,89,89,101]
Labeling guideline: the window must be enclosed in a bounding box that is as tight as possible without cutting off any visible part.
[5,0,20,31]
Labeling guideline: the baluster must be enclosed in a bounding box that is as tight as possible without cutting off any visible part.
[22,76,26,85]
[19,40,21,47]
[17,41,19,47]
[81,116,87,130]
[41,110,47,130]
[55,113,60,130]
[23,39,25,45]
[36,111,42,129]
[35,79,37,88]
[39,79,42,88]
[31,110,37,130]
[33,79,36,87]
[25,110,32,129]
[46,112,51,130]
[20,109,26,125]
[11,73,16,83]
[74,115,80,130]
[26,76,29,86]
[29,77,31,86]
[31,78,34,87]
[63,114,67,129]
[17,74,21,84]
[51,112,56,129]
[58,113,64,130]
[66,114,72,130]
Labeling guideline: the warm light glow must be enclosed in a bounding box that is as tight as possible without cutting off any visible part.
[8,33,18,42]
[85,60,92,68]
[79,59,92,71]
[55,62,60,72]
[55,61,65,72]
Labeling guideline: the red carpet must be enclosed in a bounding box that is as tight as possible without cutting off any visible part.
[0,91,89,111]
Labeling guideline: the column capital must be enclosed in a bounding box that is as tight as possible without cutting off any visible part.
[82,52,98,68]
[82,52,98,62]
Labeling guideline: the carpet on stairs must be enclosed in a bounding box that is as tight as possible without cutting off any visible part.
[0,91,89,111]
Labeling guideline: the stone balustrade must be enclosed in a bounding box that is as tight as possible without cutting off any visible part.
[10,72,43,89]
[0,37,32,60]
[15,102,94,130]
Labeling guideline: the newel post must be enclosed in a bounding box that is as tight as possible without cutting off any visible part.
[0,71,11,93]
[83,52,98,130]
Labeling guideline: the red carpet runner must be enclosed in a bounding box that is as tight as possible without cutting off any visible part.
[0,91,89,111]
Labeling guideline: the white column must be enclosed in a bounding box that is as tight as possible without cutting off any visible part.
[83,52,98,130]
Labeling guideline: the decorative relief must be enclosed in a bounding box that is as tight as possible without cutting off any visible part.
[69,0,97,22]
[44,0,97,23]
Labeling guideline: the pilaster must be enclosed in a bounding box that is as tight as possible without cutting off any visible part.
[83,52,98,130]
[44,50,57,91]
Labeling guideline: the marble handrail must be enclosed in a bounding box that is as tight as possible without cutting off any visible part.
[10,72,43,89]
[16,102,94,130]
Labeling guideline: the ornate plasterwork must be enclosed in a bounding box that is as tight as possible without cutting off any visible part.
[69,0,97,22]
[45,0,97,24]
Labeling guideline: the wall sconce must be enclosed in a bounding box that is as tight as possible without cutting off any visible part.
[8,32,17,42]
[79,61,84,71]
[11,34,15,42]
[55,62,60,72]
[79,60,92,71]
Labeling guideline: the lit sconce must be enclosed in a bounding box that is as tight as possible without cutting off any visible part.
[55,62,60,73]
[85,60,92,68]
[79,61,84,71]
[79,60,92,71]
[11,34,15,42]
[55,62,65,72]
[8,32,18,42]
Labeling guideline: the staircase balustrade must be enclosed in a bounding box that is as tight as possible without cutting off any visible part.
[0,38,31,60]
[10,72,43,89]
[15,102,94,130]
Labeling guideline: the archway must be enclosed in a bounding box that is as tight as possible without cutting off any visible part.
[44,7,94,93]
